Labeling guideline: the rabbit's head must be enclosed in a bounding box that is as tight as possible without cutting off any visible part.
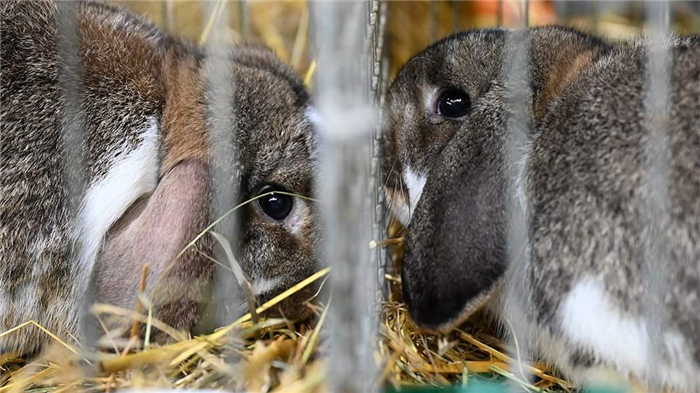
[382,27,607,331]
[93,44,320,334]
[226,48,319,320]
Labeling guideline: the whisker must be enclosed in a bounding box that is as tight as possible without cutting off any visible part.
[383,157,400,190]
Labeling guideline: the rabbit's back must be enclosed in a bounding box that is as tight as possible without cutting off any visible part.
[527,36,700,384]
[0,0,167,354]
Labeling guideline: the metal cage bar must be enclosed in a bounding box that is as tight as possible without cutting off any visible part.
[56,0,97,361]
[501,0,535,386]
[311,1,378,391]
[238,0,250,41]
[368,0,391,307]
[641,1,672,390]
[201,1,245,365]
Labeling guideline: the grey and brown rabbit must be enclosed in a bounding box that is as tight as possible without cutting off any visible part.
[1,0,319,356]
[383,26,700,390]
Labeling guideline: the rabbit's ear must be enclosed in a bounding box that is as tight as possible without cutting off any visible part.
[401,119,507,332]
[531,28,607,117]
[94,158,213,330]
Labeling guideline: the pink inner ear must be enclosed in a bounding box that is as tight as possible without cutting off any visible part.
[94,158,213,331]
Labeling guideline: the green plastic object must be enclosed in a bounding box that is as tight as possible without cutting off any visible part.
[383,380,524,393]
[383,380,630,393]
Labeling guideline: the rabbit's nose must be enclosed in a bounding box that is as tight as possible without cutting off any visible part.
[401,247,472,329]
[401,217,495,331]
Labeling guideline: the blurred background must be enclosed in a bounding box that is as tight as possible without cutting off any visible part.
[113,0,700,79]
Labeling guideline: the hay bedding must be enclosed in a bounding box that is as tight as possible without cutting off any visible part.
[0,285,573,392]
[0,222,573,393]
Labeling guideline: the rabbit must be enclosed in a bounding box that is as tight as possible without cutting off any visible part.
[382,26,700,391]
[1,0,319,357]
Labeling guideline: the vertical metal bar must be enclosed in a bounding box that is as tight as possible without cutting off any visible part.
[642,1,671,391]
[501,0,534,386]
[57,0,96,365]
[430,0,438,42]
[375,0,391,299]
[290,0,310,71]
[498,0,504,26]
[206,0,236,239]
[524,0,530,26]
[312,1,376,392]
[452,1,461,33]
[201,1,243,376]
[165,0,177,34]
[58,2,86,268]
[160,1,169,33]
[369,0,389,307]
[561,0,569,25]
[591,0,600,35]
[238,0,250,42]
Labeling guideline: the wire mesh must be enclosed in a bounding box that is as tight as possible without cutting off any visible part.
[500,0,536,387]
[368,0,391,307]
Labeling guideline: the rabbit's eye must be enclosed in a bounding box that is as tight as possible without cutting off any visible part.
[436,89,470,118]
[257,185,294,221]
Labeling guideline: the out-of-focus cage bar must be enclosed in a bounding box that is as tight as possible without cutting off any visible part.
[57,0,85,220]
[310,0,380,391]
[500,0,536,386]
[56,0,97,361]
[641,1,672,390]
[202,0,245,360]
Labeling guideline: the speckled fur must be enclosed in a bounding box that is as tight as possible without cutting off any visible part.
[1,0,317,356]
[383,26,700,390]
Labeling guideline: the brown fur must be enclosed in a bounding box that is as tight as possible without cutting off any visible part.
[534,46,598,117]
[161,53,210,174]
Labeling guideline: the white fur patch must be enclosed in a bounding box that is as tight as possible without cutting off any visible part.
[560,277,650,376]
[283,197,310,237]
[660,332,698,392]
[558,276,698,391]
[403,167,427,223]
[252,276,283,296]
[74,118,160,280]
[424,89,438,115]
[390,196,412,227]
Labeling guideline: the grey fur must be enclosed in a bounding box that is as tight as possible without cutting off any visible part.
[1,0,318,356]
[383,26,700,389]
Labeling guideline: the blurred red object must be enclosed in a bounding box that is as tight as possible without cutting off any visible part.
[473,1,559,26]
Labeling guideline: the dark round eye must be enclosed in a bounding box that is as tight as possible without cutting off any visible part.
[257,185,293,221]
[436,89,470,118]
